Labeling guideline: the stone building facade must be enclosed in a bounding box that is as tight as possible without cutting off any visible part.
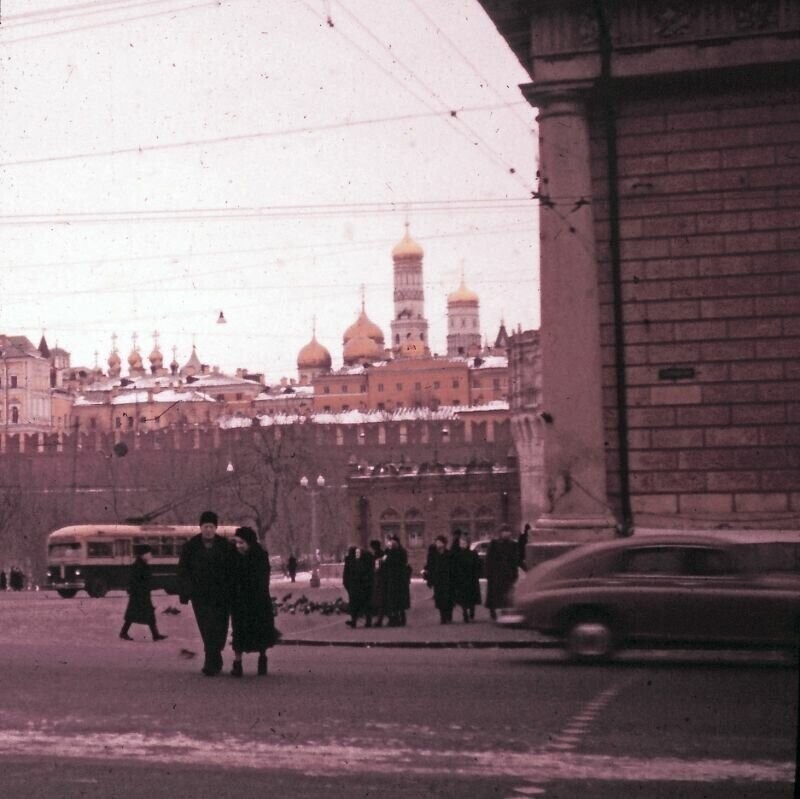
[480,0,800,535]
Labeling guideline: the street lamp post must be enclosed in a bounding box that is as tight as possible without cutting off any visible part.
[300,474,325,588]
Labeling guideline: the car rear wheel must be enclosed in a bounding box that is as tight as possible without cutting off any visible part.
[57,589,78,599]
[566,615,615,661]
[86,575,109,598]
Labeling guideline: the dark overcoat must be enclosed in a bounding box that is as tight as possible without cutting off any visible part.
[231,544,278,653]
[450,547,481,609]
[382,546,411,614]
[369,547,385,614]
[343,549,374,614]
[178,534,235,657]
[424,547,453,612]
[178,534,234,608]
[124,557,156,625]
[484,537,519,610]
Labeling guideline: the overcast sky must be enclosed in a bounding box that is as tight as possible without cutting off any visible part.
[0,0,538,381]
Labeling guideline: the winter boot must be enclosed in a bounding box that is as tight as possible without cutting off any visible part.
[257,654,268,676]
[231,660,243,678]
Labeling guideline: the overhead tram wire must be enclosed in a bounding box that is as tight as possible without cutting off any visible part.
[0,0,233,45]
[329,0,534,194]
[0,197,535,226]
[1,0,202,27]
[0,102,533,169]
[407,0,536,139]
[2,219,536,273]
[297,0,532,195]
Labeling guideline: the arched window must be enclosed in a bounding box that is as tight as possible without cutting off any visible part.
[10,406,19,424]
[474,506,496,538]
[379,508,401,541]
[404,508,425,549]
[450,507,471,537]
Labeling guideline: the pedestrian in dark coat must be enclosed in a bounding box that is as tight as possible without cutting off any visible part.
[485,524,520,620]
[383,536,410,627]
[424,535,453,623]
[286,554,298,583]
[0,570,6,591]
[368,540,385,626]
[9,567,24,591]
[342,546,374,628]
[518,523,531,571]
[119,545,167,641]
[230,527,278,677]
[178,510,235,676]
[450,535,481,622]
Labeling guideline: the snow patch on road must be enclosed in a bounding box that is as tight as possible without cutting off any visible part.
[0,727,791,785]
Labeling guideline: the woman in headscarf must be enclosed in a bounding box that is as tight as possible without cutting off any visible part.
[230,527,279,677]
[119,544,167,642]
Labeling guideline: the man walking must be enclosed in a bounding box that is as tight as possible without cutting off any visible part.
[178,510,234,676]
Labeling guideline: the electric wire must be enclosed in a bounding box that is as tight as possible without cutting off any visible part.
[297,0,530,194]
[407,0,536,139]
[1,0,202,27]
[329,0,532,192]
[0,102,534,169]
[0,0,229,45]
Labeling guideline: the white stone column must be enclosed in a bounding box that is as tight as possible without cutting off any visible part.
[526,87,615,541]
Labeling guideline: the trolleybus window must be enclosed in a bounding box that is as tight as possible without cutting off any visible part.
[49,542,81,557]
[87,541,114,558]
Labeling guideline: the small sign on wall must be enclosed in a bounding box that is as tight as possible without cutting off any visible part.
[657,367,696,381]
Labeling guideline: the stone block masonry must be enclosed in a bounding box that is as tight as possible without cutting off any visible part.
[593,82,800,528]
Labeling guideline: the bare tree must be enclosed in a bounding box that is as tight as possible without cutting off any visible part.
[226,421,313,545]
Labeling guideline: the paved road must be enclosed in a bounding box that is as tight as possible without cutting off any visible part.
[0,591,796,798]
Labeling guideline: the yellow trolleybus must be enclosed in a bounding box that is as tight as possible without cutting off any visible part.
[46,523,238,598]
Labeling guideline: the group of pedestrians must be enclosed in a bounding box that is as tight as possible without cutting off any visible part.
[120,510,279,678]
[0,566,26,591]
[342,536,411,628]
[423,532,482,624]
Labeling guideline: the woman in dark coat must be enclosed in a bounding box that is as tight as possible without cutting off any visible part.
[424,535,453,624]
[342,546,374,628]
[382,536,411,627]
[450,534,482,622]
[230,527,278,677]
[484,524,520,620]
[368,540,386,627]
[119,545,167,641]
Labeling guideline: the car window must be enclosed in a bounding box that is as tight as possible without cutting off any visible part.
[622,547,684,575]
[685,547,732,576]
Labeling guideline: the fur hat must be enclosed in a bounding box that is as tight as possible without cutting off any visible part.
[199,510,219,527]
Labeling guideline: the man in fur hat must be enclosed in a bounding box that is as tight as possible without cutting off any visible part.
[177,510,235,676]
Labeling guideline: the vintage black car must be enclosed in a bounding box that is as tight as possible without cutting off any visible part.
[498,534,800,660]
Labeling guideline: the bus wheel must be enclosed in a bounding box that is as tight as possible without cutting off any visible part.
[86,576,109,598]
[57,589,78,599]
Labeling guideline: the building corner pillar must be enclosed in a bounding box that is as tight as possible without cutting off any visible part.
[524,85,616,542]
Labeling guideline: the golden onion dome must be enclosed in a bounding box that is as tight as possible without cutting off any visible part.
[343,309,384,346]
[297,335,332,370]
[447,277,479,305]
[128,349,142,368]
[149,347,163,366]
[392,226,424,259]
[108,350,121,368]
[343,334,382,365]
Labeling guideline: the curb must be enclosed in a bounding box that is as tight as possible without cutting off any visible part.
[278,639,556,649]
